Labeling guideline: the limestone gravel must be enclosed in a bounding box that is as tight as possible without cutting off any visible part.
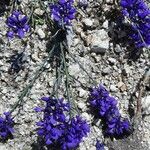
[0,0,150,150]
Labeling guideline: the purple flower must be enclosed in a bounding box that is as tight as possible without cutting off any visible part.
[60,116,90,150]
[120,0,150,48]
[0,112,14,140]
[89,84,130,137]
[35,97,70,145]
[35,97,90,149]
[90,85,117,117]
[6,10,30,39]
[50,0,76,26]
[106,118,130,136]
[96,140,104,150]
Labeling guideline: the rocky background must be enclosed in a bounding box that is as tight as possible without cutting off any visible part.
[0,0,150,150]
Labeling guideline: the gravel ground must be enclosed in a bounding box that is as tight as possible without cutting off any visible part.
[0,0,150,150]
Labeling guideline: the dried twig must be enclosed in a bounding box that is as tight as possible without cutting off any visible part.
[136,69,150,116]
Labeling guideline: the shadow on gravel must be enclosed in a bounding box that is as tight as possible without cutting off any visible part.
[8,50,26,74]
[0,0,10,16]
[31,137,46,150]
[106,8,142,61]
[31,137,62,150]
[45,24,67,69]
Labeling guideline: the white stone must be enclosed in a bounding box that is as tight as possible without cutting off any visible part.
[142,95,150,115]
[34,8,44,16]
[0,145,7,150]
[0,60,3,66]
[37,28,45,39]
[1,88,7,94]
[91,29,109,54]
[68,64,80,76]
[117,81,124,88]
[102,20,108,29]
[77,102,86,110]
[83,18,94,27]
[79,88,87,97]
[108,58,116,65]
[102,67,111,75]
[110,85,117,92]
[81,112,91,122]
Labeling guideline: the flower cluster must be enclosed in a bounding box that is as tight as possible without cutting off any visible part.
[61,116,90,150]
[89,85,130,137]
[120,0,150,48]
[50,0,76,26]
[6,10,30,39]
[0,112,14,140]
[35,97,90,149]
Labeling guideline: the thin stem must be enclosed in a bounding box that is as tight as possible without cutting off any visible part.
[55,59,63,99]
[69,53,97,86]
[27,4,34,24]
[60,43,79,116]
[10,0,16,13]
[10,45,55,114]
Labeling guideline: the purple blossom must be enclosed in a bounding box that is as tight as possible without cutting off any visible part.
[35,97,70,145]
[89,85,130,137]
[120,0,150,48]
[35,97,90,149]
[50,0,76,26]
[0,112,14,140]
[96,140,104,150]
[6,10,30,39]
[60,116,90,150]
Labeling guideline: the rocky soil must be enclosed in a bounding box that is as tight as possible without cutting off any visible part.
[0,0,150,150]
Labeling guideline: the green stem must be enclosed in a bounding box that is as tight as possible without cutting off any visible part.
[54,59,63,99]
[69,53,97,86]
[10,45,55,114]
[60,43,79,116]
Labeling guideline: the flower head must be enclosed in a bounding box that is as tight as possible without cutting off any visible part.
[89,84,130,137]
[35,97,90,149]
[35,97,70,145]
[60,116,90,150]
[0,112,14,140]
[120,0,150,48]
[6,10,30,39]
[50,0,76,26]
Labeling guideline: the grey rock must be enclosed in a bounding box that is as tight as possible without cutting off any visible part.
[82,112,91,122]
[142,95,150,115]
[0,60,3,66]
[90,29,109,54]
[77,102,86,110]
[34,8,44,16]
[37,28,45,39]
[83,18,94,28]
[108,58,116,65]
[102,20,108,29]
[91,45,106,55]
[122,65,132,76]
[66,26,74,48]
[102,67,111,75]
[78,88,87,97]
[68,64,80,76]
[110,84,117,92]
[115,44,122,54]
